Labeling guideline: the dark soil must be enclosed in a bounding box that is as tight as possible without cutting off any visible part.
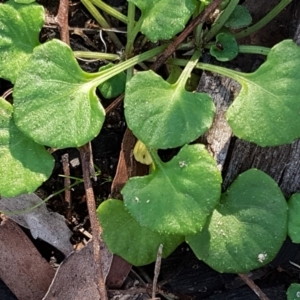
[1,0,300,299]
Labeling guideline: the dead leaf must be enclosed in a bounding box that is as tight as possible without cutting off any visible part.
[0,193,73,255]
[43,239,113,300]
[0,218,55,300]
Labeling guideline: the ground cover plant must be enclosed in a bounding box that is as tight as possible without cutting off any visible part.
[1,0,300,298]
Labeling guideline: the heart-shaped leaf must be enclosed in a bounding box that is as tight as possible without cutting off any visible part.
[287,193,300,243]
[13,39,105,149]
[97,199,184,266]
[0,98,54,197]
[122,144,222,235]
[0,0,44,83]
[186,169,287,273]
[224,5,252,29]
[128,0,196,42]
[125,70,215,149]
[226,40,300,146]
[210,32,238,62]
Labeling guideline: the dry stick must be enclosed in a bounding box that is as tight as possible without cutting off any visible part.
[54,1,107,299]
[105,0,223,113]
[238,273,270,300]
[151,0,223,72]
[79,145,108,300]
[152,244,163,299]
[61,153,72,222]
[55,0,70,45]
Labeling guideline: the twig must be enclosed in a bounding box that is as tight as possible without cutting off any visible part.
[152,244,163,299]
[55,0,70,44]
[61,153,72,222]
[79,144,108,300]
[150,0,223,71]
[238,273,270,300]
[105,93,125,114]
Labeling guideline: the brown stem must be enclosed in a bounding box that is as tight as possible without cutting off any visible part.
[150,0,223,71]
[55,0,70,45]
[61,153,72,222]
[79,144,108,300]
[238,273,270,300]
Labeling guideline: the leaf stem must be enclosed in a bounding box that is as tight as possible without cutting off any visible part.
[238,45,270,55]
[167,57,246,83]
[73,51,120,60]
[89,0,128,24]
[88,44,167,86]
[234,0,292,40]
[125,15,143,58]
[81,0,124,50]
[204,0,239,42]
[148,149,163,170]
[125,1,136,81]
[176,49,202,88]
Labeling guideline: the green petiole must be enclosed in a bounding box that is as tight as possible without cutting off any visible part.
[89,0,128,24]
[204,0,239,42]
[234,0,293,39]
[81,0,124,50]
[87,44,168,86]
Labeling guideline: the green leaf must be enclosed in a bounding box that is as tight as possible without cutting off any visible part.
[224,5,252,29]
[124,70,215,149]
[226,40,300,146]
[287,193,300,243]
[210,32,238,62]
[186,169,287,273]
[13,39,105,149]
[0,98,54,197]
[0,0,44,83]
[122,144,222,235]
[97,199,184,266]
[287,283,300,300]
[128,0,196,42]
[97,63,126,99]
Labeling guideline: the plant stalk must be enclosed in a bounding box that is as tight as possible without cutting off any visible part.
[89,0,128,24]
[81,0,124,50]
[73,51,120,61]
[176,49,202,88]
[234,0,293,40]
[204,0,239,42]
[88,44,168,86]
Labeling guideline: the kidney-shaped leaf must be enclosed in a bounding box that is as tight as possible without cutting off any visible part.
[122,144,222,235]
[287,283,300,300]
[13,39,105,149]
[128,0,196,42]
[125,70,215,149]
[97,199,184,266]
[0,98,54,197]
[210,32,238,62]
[0,0,44,83]
[287,193,300,243]
[186,169,287,273]
[226,40,300,146]
[224,5,252,29]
